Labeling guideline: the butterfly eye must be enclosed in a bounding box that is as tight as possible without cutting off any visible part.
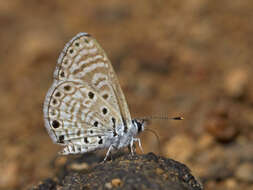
[137,120,143,133]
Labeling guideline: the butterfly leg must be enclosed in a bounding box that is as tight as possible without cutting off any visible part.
[129,138,135,155]
[129,137,143,155]
[134,138,144,153]
[103,145,114,162]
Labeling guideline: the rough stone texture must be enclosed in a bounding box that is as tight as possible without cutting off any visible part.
[31,153,203,190]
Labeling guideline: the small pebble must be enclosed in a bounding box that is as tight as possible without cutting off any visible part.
[235,162,253,182]
[224,68,249,98]
[156,168,164,175]
[69,162,89,170]
[224,178,238,189]
[105,182,112,189]
[54,157,67,167]
[111,178,123,187]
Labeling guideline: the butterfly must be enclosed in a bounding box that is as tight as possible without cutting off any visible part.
[43,33,145,161]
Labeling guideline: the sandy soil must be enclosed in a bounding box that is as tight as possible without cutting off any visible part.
[1,1,253,189]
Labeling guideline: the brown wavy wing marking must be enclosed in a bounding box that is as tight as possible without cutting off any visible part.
[54,33,132,132]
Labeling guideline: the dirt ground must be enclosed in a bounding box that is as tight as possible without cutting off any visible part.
[1,1,253,189]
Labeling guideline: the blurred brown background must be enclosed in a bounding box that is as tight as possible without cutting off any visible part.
[1,0,253,189]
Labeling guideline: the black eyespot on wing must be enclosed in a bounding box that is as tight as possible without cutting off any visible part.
[102,94,109,99]
[69,49,73,54]
[55,92,61,97]
[60,71,65,77]
[102,107,107,115]
[52,120,60,128]
[64,85,71,91]
[84,137,89,143]
[90,130,93,134]
[94,121,98,127]
[75,42,79,47]
[98,136,103,144]
[58,135,64,143]
[52,99,57,105]
[88,91,94,99]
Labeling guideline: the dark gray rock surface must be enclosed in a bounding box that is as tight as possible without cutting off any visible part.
[31,153,203,190]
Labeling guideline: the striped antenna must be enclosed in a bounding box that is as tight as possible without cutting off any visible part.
[139,115,184,121]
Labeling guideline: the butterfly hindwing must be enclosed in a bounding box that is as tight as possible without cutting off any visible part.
[44,80,122,143]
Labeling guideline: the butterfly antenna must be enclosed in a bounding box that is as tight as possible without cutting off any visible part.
[140,115,184,121]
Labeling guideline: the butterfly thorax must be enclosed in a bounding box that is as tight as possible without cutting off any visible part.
[112,119,145,149]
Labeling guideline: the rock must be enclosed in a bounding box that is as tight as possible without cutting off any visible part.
[31,153,203,190]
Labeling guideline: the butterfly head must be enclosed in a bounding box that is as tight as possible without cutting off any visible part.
[132,119,146,134]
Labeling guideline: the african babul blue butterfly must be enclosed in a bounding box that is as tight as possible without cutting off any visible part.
[43,33,182,161]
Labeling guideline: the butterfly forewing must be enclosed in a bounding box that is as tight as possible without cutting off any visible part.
[56,33,131,124]
[43,33,132,154]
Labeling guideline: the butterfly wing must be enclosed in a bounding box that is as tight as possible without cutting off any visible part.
[43,33,131,154]
[55,33,131,132]
[44,80,122,153]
